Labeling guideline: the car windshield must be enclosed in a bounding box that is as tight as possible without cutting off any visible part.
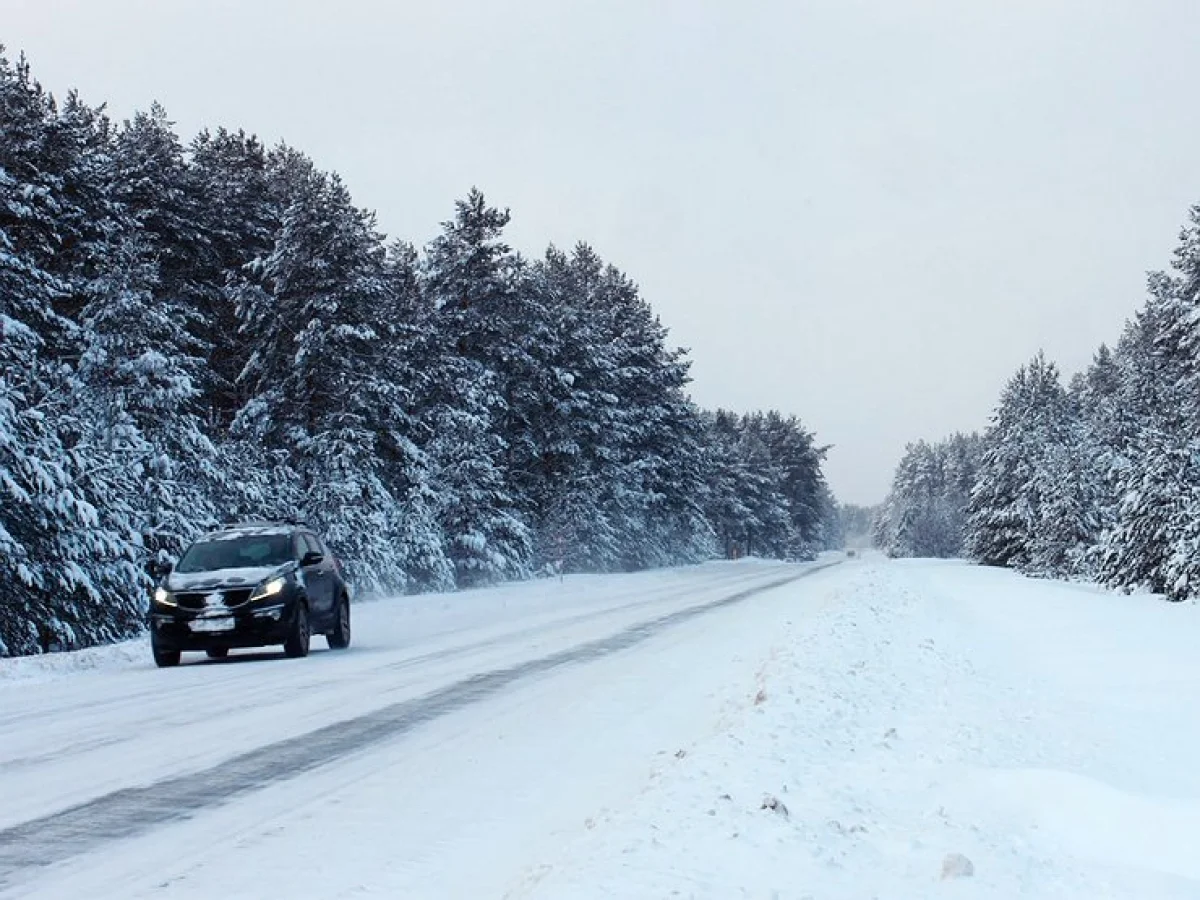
[176,534,294,573]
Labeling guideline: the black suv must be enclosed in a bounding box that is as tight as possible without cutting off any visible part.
[148,521,351,667]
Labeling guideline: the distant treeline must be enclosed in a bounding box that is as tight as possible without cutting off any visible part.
[876,201,1200,600]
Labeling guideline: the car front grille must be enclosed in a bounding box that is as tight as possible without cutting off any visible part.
[175,588,254,610]
[175,593,207,611]
[223,589,253,608]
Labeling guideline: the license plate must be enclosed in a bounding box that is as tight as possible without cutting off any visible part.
[190,617,234,633]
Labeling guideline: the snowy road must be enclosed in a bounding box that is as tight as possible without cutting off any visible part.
[0,559,837,897]
[5,555,1200,898]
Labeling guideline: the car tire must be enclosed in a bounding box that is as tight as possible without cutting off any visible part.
[152,635,180,668]
[283,602,310,658]
[206,647,229,660]
[326,595,351,650]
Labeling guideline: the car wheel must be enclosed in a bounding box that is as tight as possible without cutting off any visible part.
[206,647,229,660]
[326,595,351,650]
[152,635,180,668]
[284,602,310,658]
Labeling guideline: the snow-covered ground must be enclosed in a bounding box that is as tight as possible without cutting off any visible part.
[3,554,1200,898]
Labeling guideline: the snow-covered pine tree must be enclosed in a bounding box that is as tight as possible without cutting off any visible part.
[233,163,415,593]
[1099,431,1196,596]
[700,409,761,559]
[1159,444,1200,601]
[109,104,217,381]
[419,190,532,586]
[189,127,276,428]
[1026,435,1099,578]
[76,233,218,563]
[876,434,980,559]
[965,353,1095,576]
[696,409,833,561]
[0,51,143,653]
[1149,205,1200,432]
[815,481,845,551]
[375,240,454,592]
[759,411,830,559]
[734,413,802,559]
[521,244,623,573]
[1098,208,1200,596]
[897,443,945,557]
[583,260,715,568]
[1065,346,1126,570]
[967,355,1047,569]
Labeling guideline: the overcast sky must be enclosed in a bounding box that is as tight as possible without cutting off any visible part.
[6,0,1199,504]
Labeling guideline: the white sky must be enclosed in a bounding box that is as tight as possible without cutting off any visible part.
[6,0,1199,504]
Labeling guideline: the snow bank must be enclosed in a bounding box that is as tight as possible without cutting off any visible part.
[0,637,148,683]
[518,558,1200,898]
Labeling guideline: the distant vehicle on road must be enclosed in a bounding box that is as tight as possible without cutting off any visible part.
[148,521,351,667]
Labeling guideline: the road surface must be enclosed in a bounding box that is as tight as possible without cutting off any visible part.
[0,558,839,898]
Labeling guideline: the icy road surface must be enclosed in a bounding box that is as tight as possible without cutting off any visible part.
[4,555,1200,898]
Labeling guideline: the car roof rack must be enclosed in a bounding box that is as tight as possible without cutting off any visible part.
[216,517,309,530]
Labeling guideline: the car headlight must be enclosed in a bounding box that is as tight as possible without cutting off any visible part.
[154,587,176,606]
[252,576,286,600]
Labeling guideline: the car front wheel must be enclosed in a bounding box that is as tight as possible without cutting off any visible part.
[152,633,180,668]
[283,602,310,658]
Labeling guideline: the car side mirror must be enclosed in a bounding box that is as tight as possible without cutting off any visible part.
[149,559,173,578]
[300,550,324,567]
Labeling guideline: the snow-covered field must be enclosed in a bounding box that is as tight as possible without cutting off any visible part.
[3,554,1200,898]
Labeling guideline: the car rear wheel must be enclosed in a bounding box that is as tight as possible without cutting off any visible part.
[283,602,310,658]
[326,595,351,650]
[206,647,229,660]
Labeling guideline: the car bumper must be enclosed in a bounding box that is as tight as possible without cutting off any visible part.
[150,603,295,651]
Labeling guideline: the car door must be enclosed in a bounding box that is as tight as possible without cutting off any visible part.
[298,532,336,628]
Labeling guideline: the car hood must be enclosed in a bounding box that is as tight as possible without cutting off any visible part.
[167,564,291,593]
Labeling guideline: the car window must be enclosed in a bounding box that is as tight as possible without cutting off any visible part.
[176,534,293,573]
